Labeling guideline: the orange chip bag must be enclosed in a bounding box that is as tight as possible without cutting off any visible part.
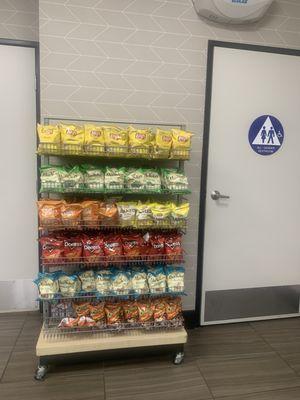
[73,302,90,317]
[82,201,100,226]
[137,300,154,322]
[89,303,105,322]
[37,200,64,225]
[153,298,166,321]
[61,203,82,227]
[122,301,139,323]
[105,303,122,324]
[99,202,118,225]
[165,297,182,320]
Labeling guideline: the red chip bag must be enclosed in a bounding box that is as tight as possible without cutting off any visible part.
[82,235,104,262]
[103,234,123,260]
[105,303,122,324]
[40,236,64,262]
[89,303,105,322]
[148,234,165,256]
[63,235,82,260]
[73,302,90,317]
[164,234,182,261]
[137,300,154,322]
[122,233,143,258]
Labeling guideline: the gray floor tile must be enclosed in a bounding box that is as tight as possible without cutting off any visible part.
[185,323,273,360]
[1,350,38,383]
[215,387,300,399]
[104,362,212,400]
[197,353,300,398]
[0,375,105,400]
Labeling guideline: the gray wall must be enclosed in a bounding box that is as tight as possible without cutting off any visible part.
[39,0,300,310]
[0,0,38,41]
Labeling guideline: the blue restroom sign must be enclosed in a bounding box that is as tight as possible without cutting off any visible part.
[248,115,284,156]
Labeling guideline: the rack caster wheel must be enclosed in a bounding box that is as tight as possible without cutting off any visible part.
[34,365,48,381]
[173,352,184,365]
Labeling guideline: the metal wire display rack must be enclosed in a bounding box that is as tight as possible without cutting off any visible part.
[35,118,189,380]
[38,142,190,161]
[41,254,185,268]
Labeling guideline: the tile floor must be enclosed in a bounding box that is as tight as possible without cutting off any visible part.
[1,312,300,399]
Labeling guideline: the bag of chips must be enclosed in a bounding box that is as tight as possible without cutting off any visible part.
[165,297,182,320]
[40,236,64,262]
[61,203,82,227]
[105,302,122,324]
[103,234,123,261]
[165,234,183,262]
[161,169,188,191]
[34,272,59,299]
[82,235,104,262]
[105,167,125,190]
[131,267,148,294]
[89,303,105,322]
[81,201,100,227]
[40,165,63,191]
[78,270,96,292]
[111,269,131,294]
[116,202,136,226]
[171,129,193,149]
[96,269,112,294]
[137,300,154,322]
[77,316,96,327]
[59,317,78,328]
[128,126,152,156]
[152,129,172,158]
[103,126,128,154]
[60,124,84,145]
[122,301,139,323]
[73,301,90,317]
[82,165,104,191]
[63,235,82,260]
[147,266,166,293]
[58,273,79,297]
[37,124,60,149]
[165,266,185,293]
[61,166,84,191]
[144,169,161,191]
[171,202,190,225]
[99,202,118,225]
[125,168,146,191]
[122,233,143,258]
[84,124,105,152]
[38,200,64,225]
[135,202,153,228]
[147,233,165,256]
[153,298,166,321]
[151,203,171,225]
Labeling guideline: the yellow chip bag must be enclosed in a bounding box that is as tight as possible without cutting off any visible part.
[128,126,152,149]
[103,126,128,154]
[151,203,171,222]
[171,202,190,220]
[171,129,193,150]
[153,129,172,158]
[60,124,84,145]
[37,124,60,144]
[84,124,105,147]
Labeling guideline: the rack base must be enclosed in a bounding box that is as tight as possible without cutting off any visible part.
[36,325,187,357]
[35,325,187,379]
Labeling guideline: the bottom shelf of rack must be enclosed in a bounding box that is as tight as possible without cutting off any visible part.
[36,324,187,357]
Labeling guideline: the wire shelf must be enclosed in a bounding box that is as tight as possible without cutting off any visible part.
[41,254,184,267]
[38,289,186,302]
[40,182,191,196]
[39,219,187,232]
[42,316,184,339]
[38,143,190,161]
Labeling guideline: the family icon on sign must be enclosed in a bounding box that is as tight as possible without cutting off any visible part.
[248,115,284,156]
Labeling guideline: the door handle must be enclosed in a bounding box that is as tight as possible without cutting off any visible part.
[211,190,230,200]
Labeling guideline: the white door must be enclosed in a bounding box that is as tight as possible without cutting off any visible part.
[201,43,300,325]
[0,44,37,311]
